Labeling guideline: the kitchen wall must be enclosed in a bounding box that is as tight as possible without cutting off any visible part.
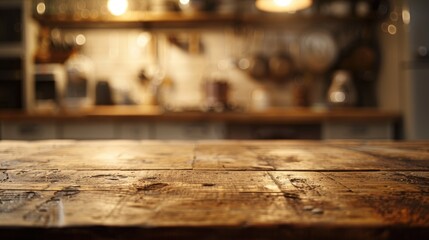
[28,0,408,113]
[61,28,297,109]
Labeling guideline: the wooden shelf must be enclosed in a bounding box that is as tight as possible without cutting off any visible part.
[33,12,376,29]
[33,12,237,29]
[0,106,401,123]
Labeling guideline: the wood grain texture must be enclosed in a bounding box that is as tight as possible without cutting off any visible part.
[194,141,429,171]
[0,140,194,170]
[0,140,428,240]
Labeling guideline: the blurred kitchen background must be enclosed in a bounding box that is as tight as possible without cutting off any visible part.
[0,0,428,140]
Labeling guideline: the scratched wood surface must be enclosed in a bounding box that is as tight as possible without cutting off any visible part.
[194,141,429,170]
[0,140,429,240]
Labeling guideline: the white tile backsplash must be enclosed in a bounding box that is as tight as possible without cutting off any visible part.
[61,28,293,108]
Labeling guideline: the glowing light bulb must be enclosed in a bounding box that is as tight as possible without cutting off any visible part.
[387,24,397,35]
[180,0,190,5]
[75,34,86,46]
[274,0,292,7]
[36,2,46,15]
[256,0,312,13]
[107,0,128,16]
[402,10,410,25]
[331,92,346,103]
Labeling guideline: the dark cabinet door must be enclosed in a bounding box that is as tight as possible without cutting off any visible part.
[0,57,23,109]
[0,7,22,43]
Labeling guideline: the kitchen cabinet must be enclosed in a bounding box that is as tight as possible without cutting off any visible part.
[226,123,321,139]
[60,121,116,139]
[116,122,152,139]
[1,121,395,140]
[227,122,395,140]
[1,121,57,140]
[0,120,225,140]
[0,121,149,140]
[154,122,225,140]
[322,122,393,139]
[0,1,27,110]
[1,0,34,111]
[0,108,400,140]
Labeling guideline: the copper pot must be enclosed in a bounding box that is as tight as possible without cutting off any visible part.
[248,54,269,80]
[269,52,295,82]
[204,80,230,111]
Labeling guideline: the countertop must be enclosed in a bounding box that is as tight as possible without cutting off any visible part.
[0,106,401,123]
[0,140,428,240]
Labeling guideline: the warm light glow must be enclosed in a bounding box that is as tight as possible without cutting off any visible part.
[256,0,312,13]
[387,24,397,35]
[331,92,346,103]
[402,9,410,25]
[238,58,250,70]
[180,0,190,5]
[36,2,46,15]
[390,12,398,22]
[136,32,151,47]
[274,0,293,7]
[75,34,86,46]
[107,0,128,16]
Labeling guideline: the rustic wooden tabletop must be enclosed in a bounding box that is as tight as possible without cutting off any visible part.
[0,140,428,240]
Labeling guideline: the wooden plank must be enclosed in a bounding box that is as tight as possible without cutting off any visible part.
[337,144,429,170]
[3,171,428,227]
[1,171,429,239]
[193,140,340,171]
[3,140,428,171]
[0,189,123,227]
[325,171,429,225]
[255,145,409,170]
[270,171,429,226]
[0,190,294,228]
[0,170,285,226]
[0,170,280,193]
[326,140,429,151]
[1,140,429,240]
[0,140,76,169]
[194,143,274,170]
[136,192,295,227]
[3,169,428,227]
[0,141,194,170]
[194,141,429,171]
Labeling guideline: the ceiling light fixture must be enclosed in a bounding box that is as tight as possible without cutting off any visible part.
[256,0,313,13]
[107,0,128,16]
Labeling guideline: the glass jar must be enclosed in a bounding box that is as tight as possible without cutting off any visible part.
[202,65,231,112]
[63,51,94,110]
[327,70,357,108]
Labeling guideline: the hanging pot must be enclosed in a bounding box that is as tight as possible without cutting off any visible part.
[300,30,338,74]
[247,30,269,80]
[248,53,269,79]
[269,52,294,81]
[269,34,295,82]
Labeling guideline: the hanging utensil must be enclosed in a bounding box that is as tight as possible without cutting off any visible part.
[339,25,380,72]
[247,29,269,80]
[269,32,295,83]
